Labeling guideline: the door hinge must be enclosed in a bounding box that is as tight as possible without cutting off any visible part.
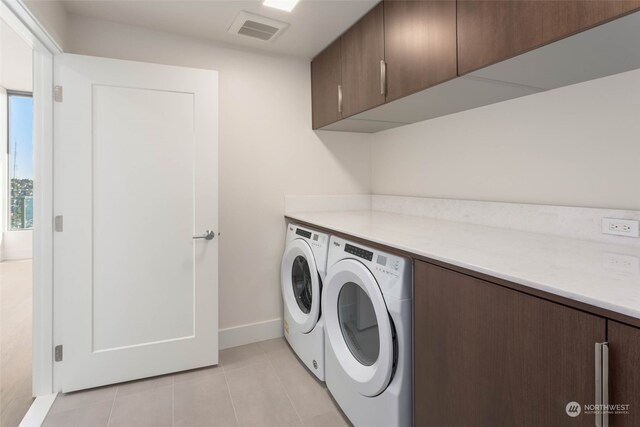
[54,215,63,232]
[54,85,63,102]
[54,345,63,362]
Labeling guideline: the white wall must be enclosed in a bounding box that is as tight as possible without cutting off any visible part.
[37,7,640,337]
[63,15,371,330]
[22,0,67,51]
[371,69,640,211]
[1,19,34,261]
[1,19,33,91]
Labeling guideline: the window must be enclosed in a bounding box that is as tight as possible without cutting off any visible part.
[8,92,34,230]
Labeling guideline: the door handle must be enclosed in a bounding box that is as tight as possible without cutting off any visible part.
[193,230,215,240]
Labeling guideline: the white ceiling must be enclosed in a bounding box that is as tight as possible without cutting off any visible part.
[61,0,378,59]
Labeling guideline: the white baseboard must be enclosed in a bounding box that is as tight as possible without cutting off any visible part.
[219,318,284,350]
[19,393,57,427]
[2,249,33,260]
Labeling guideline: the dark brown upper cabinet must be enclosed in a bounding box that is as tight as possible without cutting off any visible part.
[311,1,640,132]
[457,0,640,75]
[340,2,385,118]
[383,0,457,102]
[311,38,342,129]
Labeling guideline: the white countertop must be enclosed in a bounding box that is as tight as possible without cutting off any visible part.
[286,210,640,320]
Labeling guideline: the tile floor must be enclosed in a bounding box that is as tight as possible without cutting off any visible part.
[0,260,34,427]
[42,338,352,427]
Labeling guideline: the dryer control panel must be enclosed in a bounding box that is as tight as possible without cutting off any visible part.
[344,243,373,261]
[328,236,411,300]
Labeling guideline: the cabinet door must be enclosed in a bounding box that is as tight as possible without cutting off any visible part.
[457,0,640,75]
[340,2,385,118]
[311,39,342,129]
[608,321,640,426]
[414,261,606,426]
[383,0,457,102]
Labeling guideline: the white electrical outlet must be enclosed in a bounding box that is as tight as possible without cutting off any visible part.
[603,252,640,274]
[602,218,640,237]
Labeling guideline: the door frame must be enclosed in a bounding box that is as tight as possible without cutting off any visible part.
[2,0,62,396]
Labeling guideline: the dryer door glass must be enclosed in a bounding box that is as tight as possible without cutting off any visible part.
[291,255,313,314]
[338,282,380,366]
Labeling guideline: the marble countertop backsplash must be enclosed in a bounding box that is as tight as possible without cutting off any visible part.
[284,195,640,320]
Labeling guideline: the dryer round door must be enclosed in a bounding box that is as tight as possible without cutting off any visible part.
[281,239,321,334]
[323,259,394,397]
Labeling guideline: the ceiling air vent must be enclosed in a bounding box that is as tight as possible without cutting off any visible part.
[228,11,289,42]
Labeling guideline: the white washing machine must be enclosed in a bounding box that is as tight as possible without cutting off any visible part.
[323,236,412,427]
[281,223,329,381]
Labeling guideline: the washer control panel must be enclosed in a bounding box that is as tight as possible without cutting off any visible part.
[289,225,327,249]
[295,228,312,239]
[287,224,329,251]
[285,223,330,278]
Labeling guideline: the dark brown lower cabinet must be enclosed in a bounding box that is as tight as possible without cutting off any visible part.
[608,321,640,426]
[414,260,606,426]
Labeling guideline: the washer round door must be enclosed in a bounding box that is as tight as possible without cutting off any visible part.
[281,239,321,334]
[323,259,394,397]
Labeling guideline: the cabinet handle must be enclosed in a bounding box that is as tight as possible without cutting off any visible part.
[595,343,602,427]
[595,342,609,427]
[380,60,386,96]
[602,342,609,427]
[338,84,343,113]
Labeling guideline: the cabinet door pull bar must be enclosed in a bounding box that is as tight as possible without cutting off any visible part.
[380,60,386,96]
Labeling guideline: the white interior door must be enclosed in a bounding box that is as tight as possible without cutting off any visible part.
[53,54,218,392]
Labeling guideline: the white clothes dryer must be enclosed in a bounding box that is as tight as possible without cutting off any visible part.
[281,223,329,380]
[323,236,412,427]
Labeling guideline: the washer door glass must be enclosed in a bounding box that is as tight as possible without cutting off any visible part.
[291,255,313,314]
[323,259,395,397]
[282,239,321,334]
[338,282,379,366]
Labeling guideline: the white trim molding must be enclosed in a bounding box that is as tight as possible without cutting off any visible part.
[2,0,63,54]
[19,393,57,427]
[31,47,54,396]
[219,319,284,350]
[2,0,59,398]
